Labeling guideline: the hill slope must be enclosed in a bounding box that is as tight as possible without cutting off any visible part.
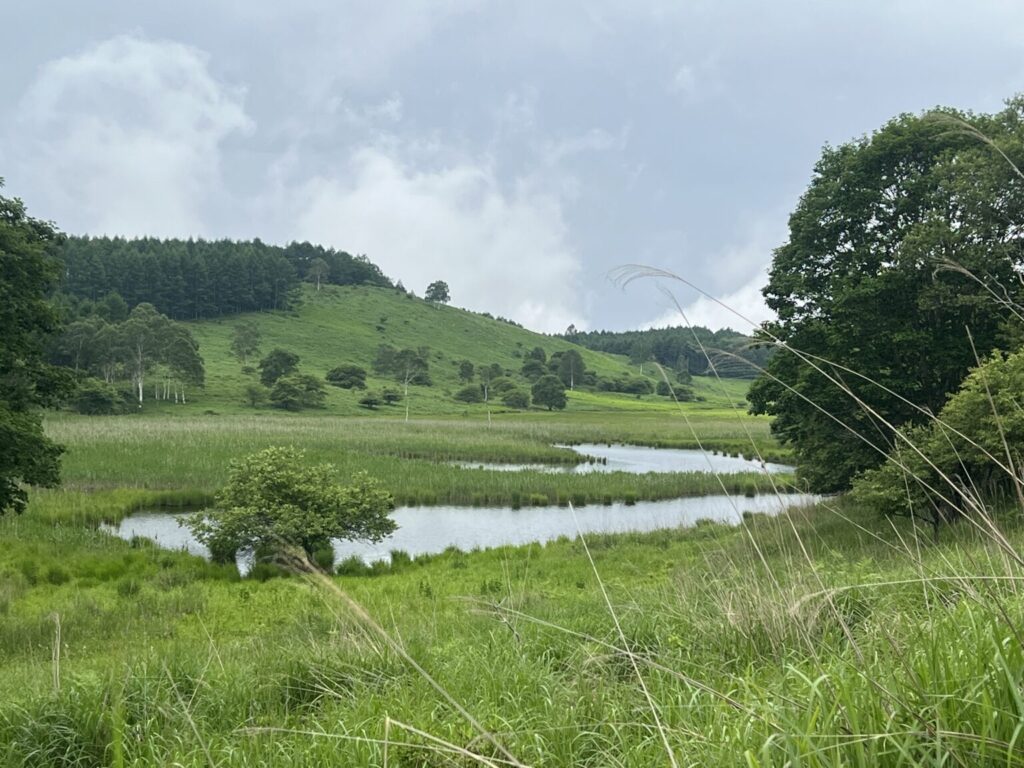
[180,285,743,415]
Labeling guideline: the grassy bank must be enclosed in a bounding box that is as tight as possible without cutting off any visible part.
[2,491,1023,766]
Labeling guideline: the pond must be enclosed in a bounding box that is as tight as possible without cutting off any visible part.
[105,492,817,573]
[451,443,793,475]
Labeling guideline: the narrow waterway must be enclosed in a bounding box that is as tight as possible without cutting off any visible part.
[106,492,816,572]
[451,443,792,475]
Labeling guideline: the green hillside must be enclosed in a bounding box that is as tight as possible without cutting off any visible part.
[178,285,741,415]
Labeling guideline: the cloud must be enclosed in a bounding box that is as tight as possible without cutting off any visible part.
[671,64,697,95]
[12,34,252,236]
[293,146,584,333]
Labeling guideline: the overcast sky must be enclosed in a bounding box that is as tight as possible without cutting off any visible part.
[2,2,1023,333]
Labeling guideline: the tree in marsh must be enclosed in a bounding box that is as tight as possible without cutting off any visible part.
[748,103,1024,493]
[243,383,268,408]
[424,280,450,306]
[230,321,261,366]
[0,184,71,514]
[186,446,396,566]
[258,348,300,387]
[531,374,567,411]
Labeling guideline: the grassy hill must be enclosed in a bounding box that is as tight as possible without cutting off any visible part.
[178,285,747,415]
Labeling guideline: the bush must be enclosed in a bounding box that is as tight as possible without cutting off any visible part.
[71,377,129,415]
[381,387,403,405]
[270,374,326,410]
[851,348,1024,529]
[185,446,397,565]
[325,364,367,390]
[358,392,383,409]
[501,389,530,409]
[453,385,484,403]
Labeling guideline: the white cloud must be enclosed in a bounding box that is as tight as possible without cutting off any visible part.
[293,146,584,333]
[671,64,698,95]
[642,269,773,332]
[13,34,252,236]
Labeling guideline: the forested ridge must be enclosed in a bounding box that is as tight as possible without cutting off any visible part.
[564,326,769,378]
[55,236,393,319]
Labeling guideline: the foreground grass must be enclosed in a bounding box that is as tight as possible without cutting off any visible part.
[2,489,1023,766]
[45,411,788,508]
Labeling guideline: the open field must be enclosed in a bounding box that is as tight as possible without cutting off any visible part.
[2,489,1023,766]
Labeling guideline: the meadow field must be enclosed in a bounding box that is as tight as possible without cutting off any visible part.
[0,382,1021,767]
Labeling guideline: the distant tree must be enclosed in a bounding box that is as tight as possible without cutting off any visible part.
[488,377,517,397]
[325,364,367,390]
[526,346,547,364]
[629,339,654,374]
[358,392,383,409]
[269,374,326,410]
[0,185,70,513]
[425,280,450,307]
[531,375,567,411]
[71,377,128,415]
[458,360,475,382]
[454,385,484,403]
[230,322,262,366]
[243,383,268,408]
[306,257,330,291]
[557,349,586,390]
[520,358,546,380]
[186,446,396,565]
[259,348,300,387]
[501,389,530,410]
[381,387,403,405]
[478,363,505,402]
[96,291,128,323]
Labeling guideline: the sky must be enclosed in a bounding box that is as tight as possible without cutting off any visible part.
[2,1,1023,334]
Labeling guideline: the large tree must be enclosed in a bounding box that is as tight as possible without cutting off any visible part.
[748,102,1024,492]
[0,185,70,514]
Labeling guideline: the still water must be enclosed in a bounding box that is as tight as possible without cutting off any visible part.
[106,492,816,572]
[451,443,792,475]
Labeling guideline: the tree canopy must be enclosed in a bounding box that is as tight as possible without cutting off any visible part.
[425,280,450,306]
[186,447,396,565]
[531,374,567,411]
[0,185,69,513]
[748,102,1024,492]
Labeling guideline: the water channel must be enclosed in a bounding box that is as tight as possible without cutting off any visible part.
[105,443,807,573]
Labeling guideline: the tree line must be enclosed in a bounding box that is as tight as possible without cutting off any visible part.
[564,326,769,379]
[55,236,393,320]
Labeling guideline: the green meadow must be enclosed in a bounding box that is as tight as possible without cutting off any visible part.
[1,291,1021,767]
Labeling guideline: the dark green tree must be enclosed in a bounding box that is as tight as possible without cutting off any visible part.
[425,280,450,306]
[531,375,567,411]
[259,348,300,387]
[326,364,367,389]
[749,103,1024,492]
[269,374,326,410]
[458,360,475,382]
[501,389,530,409]
[0,185,70,513]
